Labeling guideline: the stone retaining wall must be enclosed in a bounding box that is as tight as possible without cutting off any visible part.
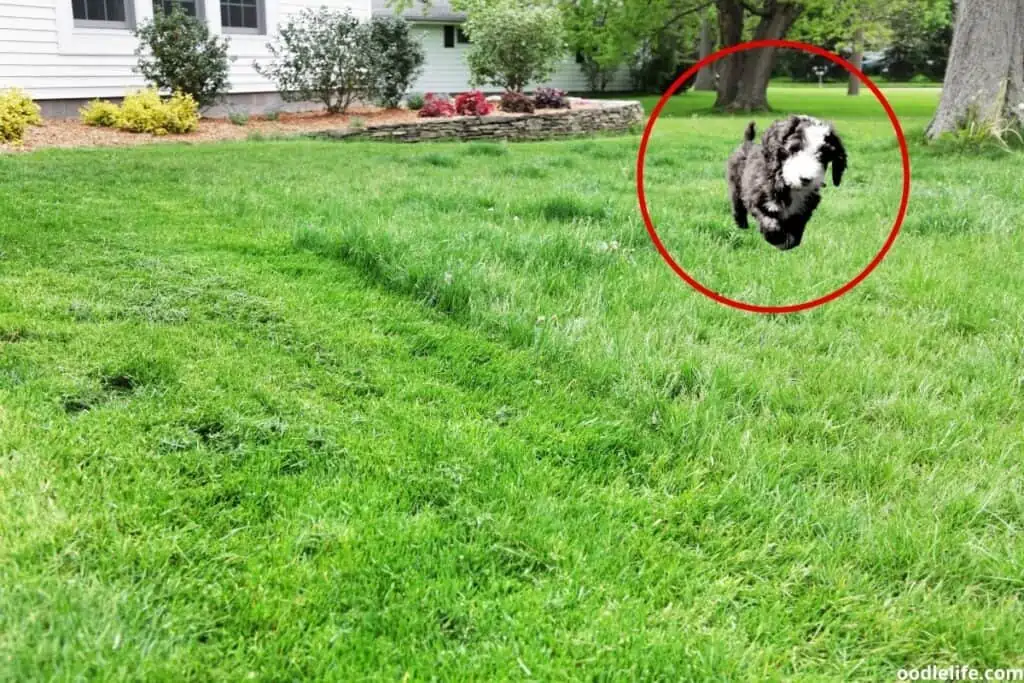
[312,99,644,143]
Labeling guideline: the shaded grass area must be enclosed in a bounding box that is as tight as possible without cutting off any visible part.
[2,86,1023,679]
[614,84,942,120]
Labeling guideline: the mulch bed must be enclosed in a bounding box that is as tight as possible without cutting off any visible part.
[1,100,603,154]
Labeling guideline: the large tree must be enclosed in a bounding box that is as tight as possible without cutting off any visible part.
[713,0,803,111]
[712,0,744,107]
[927,0,1024,138]
[693,13,717,90]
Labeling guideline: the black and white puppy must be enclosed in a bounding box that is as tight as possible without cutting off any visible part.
[726,114,847,250]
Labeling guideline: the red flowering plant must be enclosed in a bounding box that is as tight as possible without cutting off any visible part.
[454,90,493,116]
[418,92,456,118]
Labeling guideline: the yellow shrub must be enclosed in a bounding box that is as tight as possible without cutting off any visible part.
[80,99,121,127]
[165,91,200,134]
[115,89,199,135]
[0,88,42,145]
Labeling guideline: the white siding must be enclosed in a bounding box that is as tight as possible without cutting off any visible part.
[0,0,371,101]
[409,23,631,95]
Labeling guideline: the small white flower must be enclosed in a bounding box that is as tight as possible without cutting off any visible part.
[536,315,546,324]
[443,271,453,285]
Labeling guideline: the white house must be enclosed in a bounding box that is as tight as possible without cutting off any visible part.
[369,0,631,95]
[0,0,627,117]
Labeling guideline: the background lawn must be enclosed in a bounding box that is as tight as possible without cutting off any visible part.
[2,86,1023,681]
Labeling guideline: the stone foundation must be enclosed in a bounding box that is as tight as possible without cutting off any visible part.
[312,99,644,143]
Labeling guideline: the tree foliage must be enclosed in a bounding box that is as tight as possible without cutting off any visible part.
[463,1,567,91]
[559,0,708,91]
[881,0,953,80]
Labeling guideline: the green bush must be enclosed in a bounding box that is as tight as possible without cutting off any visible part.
[0,88,42,145]
[80,100,120,127]
[406,93,425,110]
[464,0,566,92]
[366,15,425,109]
[255,8,374,114]
[229,111,250,126]
[116,89,199,135]
[133,7,233,109]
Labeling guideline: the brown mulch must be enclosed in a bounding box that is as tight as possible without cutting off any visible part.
[1,100,604,154]
[0,106,413,154]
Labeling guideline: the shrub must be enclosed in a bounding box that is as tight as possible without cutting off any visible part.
[418,93,455,118]
[454,90,493,116]
[264,110,281,121]
[229,111,250,126]
[500,91,535,114]
[255,8,373,114]
[133,6,233,110]
[406,92,425,110]
[116,89,199,135]
[0,88,42,144]
[80,100,120,127]
[365,15,425,109]
[533,87,568,109]
[942,98,1024,152]
[464,0,566,92]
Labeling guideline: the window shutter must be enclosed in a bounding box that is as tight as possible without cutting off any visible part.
[444,25,455,48]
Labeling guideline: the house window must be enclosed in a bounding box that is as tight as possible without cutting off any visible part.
[154,0,201,17]
[575,51,585,64]
[444,25,469,48]
[72,0,133,28]
[220,0,262,33]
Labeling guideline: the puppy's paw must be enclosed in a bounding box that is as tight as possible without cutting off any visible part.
[759,217,781,234]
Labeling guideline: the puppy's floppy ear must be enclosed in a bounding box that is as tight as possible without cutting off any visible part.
[763,116,801,200]
[824,127,847,186]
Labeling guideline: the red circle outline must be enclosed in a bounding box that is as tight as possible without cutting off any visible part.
[636,39,911,314]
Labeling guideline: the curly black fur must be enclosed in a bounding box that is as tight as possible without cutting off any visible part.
[726,114,847,251]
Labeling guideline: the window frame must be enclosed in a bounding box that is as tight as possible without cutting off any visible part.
[152,0,204,20]
[220,0,265,35]
[456,27,469,44]
[73,0,135,30]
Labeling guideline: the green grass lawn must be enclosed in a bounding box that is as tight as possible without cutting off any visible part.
[2,86,1023,680]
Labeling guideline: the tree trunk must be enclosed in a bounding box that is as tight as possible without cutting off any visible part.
[927,0,1024,138]
[713,0,744,108]
[726,2,802,112]
[848,27,863,96]
[694,16,716,91]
